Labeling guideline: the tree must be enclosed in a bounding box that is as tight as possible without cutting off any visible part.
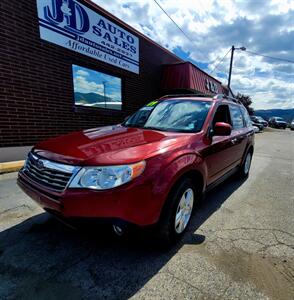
[235,93,254,115]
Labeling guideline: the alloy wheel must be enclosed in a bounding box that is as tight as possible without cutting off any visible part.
[244,152,252,175]
[174,188,194,234]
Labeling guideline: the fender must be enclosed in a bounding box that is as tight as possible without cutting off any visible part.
[145,151,207,223]
[153,152,206,205]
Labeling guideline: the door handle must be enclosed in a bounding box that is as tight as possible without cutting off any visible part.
[231,138,238,144]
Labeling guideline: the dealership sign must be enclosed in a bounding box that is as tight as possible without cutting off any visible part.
[36,0,139,73]
[205,78,219,94]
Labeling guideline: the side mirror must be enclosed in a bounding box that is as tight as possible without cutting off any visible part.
[213,122,232,136]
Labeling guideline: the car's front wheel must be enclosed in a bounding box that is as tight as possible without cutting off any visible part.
[155,178,197,246]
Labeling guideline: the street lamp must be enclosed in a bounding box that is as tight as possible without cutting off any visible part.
[228,45,246,89]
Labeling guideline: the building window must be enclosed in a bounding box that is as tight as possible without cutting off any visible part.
[72,65,122,110]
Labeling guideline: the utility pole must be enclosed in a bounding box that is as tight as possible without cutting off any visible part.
[228,45,235,90]
[228,45,246,90]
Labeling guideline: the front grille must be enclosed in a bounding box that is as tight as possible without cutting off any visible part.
[23,152,77,192]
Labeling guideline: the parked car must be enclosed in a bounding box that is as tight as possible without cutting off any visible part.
[250,117,264,132]
[290,120,294,131]
[252,125,260,133]
[18,94,254,245]
[268,117,287,129]
[250,116,268,127]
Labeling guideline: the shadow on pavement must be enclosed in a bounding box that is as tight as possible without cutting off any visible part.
[0,175,246,299]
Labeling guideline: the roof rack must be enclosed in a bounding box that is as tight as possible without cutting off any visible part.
[159,93,243,105]
[213,94,243,105]
[159,93,213,99]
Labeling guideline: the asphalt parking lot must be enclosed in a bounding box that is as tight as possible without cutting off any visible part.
[0,128,293,300]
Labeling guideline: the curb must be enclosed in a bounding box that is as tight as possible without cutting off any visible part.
[0,160,24,174]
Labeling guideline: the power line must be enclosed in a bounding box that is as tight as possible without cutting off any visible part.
[151,1,294,70]
[152,0,208,60]
[244,50,294,64]
[152,0,193,43]
[209,48,231,75]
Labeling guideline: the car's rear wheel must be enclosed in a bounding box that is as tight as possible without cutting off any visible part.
[239,150,252,178]
[155,177,198,246]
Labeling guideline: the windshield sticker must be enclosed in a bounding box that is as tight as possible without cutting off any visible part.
[146,101,158,107]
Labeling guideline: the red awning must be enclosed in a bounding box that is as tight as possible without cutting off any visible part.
[161,62,226,95]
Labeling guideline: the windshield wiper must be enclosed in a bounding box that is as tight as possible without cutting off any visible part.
[143,126,167,132]
[122,123,144,128]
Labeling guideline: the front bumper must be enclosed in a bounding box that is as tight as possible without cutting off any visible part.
[17,170,163,226]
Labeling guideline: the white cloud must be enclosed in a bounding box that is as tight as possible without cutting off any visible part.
[93,0,294,109]
[74,76,104,94]
[76,69,90,77]
[231,74,294,109]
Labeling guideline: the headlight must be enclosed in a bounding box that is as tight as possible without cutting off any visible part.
[69,161,146,190]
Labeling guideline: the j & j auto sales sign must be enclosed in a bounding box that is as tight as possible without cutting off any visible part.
[37,0,139,74]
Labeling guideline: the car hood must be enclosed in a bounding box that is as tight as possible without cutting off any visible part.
[33,125,194,165]
[276,120,287,124]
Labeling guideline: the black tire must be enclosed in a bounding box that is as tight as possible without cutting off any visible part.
[155,177,198,246]
[238,150,252,178]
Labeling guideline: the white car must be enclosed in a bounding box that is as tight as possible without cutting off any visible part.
[253,125,260,133]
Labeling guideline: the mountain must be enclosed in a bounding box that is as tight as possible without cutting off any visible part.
[74,92,114,104]
[254,109,294,122]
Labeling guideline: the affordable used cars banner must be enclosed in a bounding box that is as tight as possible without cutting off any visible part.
[36,0,139,74]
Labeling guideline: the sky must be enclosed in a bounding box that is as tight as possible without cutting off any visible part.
[93,0,294,110]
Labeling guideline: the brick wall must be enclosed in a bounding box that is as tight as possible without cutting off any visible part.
[0,0,182,147]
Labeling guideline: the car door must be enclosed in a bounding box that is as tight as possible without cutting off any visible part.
[228,104,248,164]
[202,104,237,185]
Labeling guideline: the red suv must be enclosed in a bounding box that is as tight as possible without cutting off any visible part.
[18,94,254,244]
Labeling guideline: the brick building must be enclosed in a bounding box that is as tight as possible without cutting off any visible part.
[0,0,226,157]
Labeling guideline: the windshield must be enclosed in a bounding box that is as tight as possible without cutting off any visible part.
[123,99,212,133]
[276,117,284,121]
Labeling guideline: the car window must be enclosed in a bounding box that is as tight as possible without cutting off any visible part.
[240,106,252,127]
[125,106,153,128]
[124,100,212,133]
[229,105,244,129]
